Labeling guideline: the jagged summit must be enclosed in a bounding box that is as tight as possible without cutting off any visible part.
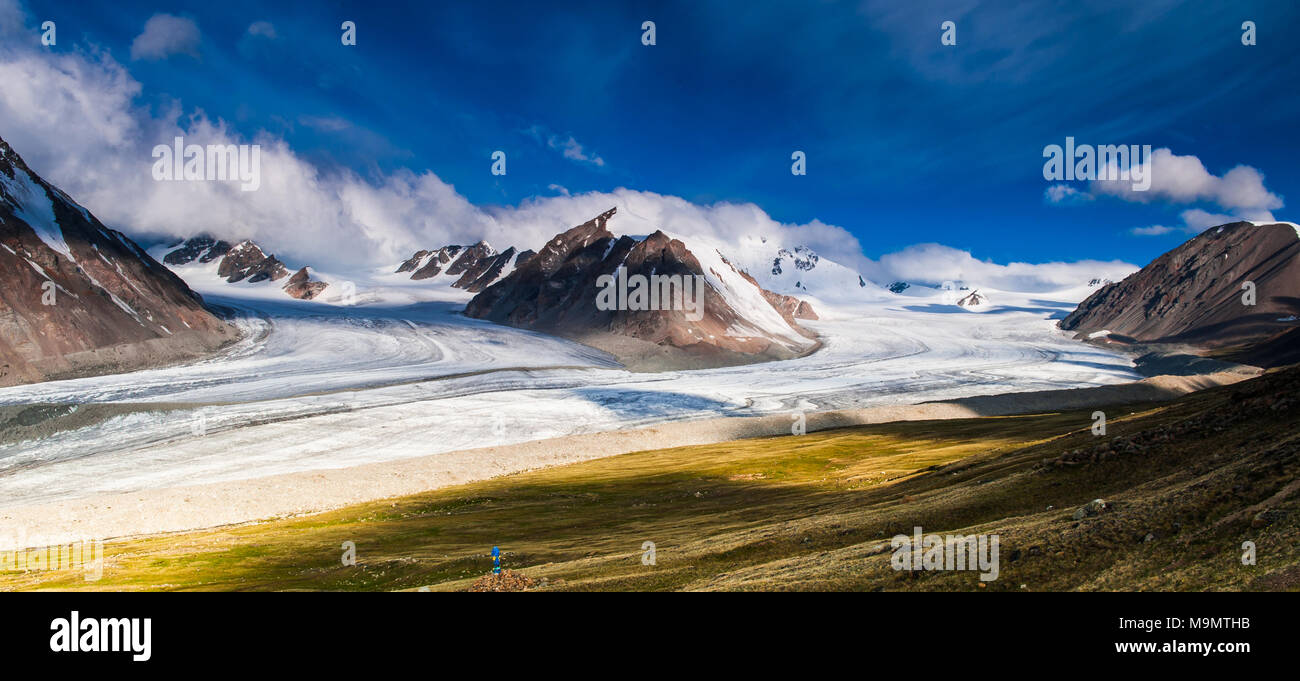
[464,208,819,370]
[395,238,534,293]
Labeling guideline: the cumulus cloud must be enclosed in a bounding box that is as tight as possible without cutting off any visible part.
[0,24,1131,290]
[1093,148,1282,211]
[487,189,867,270]
[130,14,200,61]
[1046,147,1285,236]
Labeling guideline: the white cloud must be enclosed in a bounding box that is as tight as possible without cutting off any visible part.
[526,125,605,167]
[551,135,604,166]
[246,21,277,40]
[1130,225,1175,236]
[1044,183,1093,204]
[1093,148,1282,212]
[862,243,1135,292]
[0,29,1133,291]
[1130,207,1276,237]
[1047,147,1285,238]
[487,189,866,268]
[130,14,200,61]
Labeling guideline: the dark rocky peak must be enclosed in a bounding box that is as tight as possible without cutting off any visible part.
[410,245,464,280]
[217,240,289,283]
[164,236,232,266]
[282,266,329,300]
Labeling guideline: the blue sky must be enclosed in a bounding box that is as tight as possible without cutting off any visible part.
[7,0,1300,272]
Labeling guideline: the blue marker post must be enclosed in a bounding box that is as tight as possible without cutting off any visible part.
[491,546,501,575]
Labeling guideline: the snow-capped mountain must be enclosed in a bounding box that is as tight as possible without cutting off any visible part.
[158,236,330,300]
[465,207,819,369]
[0,135,238,386]
[688,234,892,308]
[394,241,535,292]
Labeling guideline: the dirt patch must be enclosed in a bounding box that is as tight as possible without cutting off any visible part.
[468,570,537,592]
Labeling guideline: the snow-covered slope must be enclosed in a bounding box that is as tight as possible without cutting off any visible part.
[0,270,1140,507]
[155,237,336,302]
[672,232,893,313]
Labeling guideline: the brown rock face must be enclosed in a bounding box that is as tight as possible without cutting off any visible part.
[164,236,231,266]
[163,235,329,302]
[0,135,239,387]
[282,267,329,300]
[465,207,818,364]
[1060,221,1300,363]
[408,246,462,279]
[395,249,431,273]
[957,290,987,307]
[397,241,530,292]
[448,242,521,292]
[759,286,820,321]
[217,240,289,283]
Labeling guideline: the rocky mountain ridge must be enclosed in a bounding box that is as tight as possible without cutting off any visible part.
[465,207,820,370]
[1060,221,1300,367]
[0,135,239,386]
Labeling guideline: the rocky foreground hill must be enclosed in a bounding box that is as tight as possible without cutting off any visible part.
[1061,221,1300,367]
[0,135,239,387]
[465,208,819,370]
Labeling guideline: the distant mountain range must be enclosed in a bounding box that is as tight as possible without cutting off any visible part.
[5,127,1297,385]
[160,236,330,300]
[0,135,237,387]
